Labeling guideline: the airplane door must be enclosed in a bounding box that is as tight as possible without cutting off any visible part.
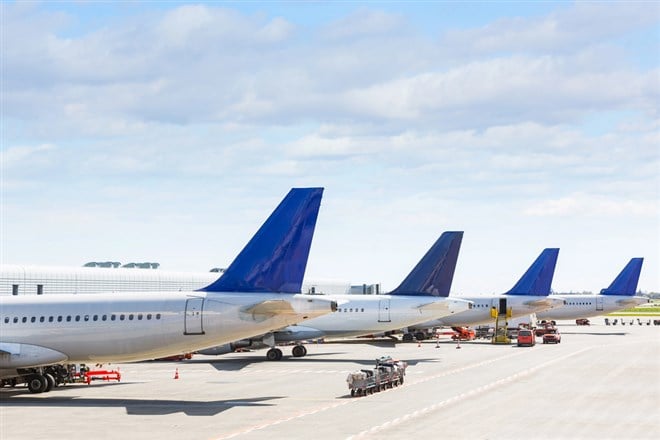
[378,299,391,322]
[499,298,508,316]
[596,297,604,311]
[184,298,205,335]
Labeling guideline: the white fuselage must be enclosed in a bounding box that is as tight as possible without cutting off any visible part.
[537,294,648,320]
[276,294,472,340]
[409,295,566,329]
[0,291,333,377]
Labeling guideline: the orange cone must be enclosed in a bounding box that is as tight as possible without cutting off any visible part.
[174,368,179,379]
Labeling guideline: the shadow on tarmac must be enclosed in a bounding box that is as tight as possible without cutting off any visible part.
[0,392,283,416]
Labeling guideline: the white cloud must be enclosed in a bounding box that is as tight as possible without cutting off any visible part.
[524,193,658,217]
[2,2,658,292]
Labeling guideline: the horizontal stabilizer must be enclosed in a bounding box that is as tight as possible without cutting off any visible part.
[506,248,559,296]
[390,231,463,297]
[200,188,323,294]
[242,299,296,318]
[600,258,643,296]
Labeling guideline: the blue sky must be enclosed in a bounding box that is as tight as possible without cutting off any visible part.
[1,1,659,294]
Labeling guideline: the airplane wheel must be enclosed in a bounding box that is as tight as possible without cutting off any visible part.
[402,333,414,342]
[292,345,306,357]
[44,373,56,392]
[27,375,47,394]
[266,348,283,361]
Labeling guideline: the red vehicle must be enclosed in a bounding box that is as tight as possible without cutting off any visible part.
[542,328,561,344]
[451,326,476,341]
[517,329,536,347]
[575,318,590,326]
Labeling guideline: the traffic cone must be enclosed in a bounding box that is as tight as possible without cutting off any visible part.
[456,339,461,349]
[174,368,179,379]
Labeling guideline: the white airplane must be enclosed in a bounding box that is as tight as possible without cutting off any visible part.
[403,248,566,339]
[0,188,337,393]
[538,258,647,321]
[199,231,474,360]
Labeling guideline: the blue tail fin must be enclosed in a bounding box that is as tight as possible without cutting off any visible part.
[200,188,323,294]
[390,231,463,297]
[600,258,643,296]
[505,248,559,296]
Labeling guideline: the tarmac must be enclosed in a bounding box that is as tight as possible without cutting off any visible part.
[1,317,659,440]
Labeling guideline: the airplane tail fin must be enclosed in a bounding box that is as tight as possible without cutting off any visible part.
[505,248,559,296]
[200,188,323,294]
[389,231,463,297]
[600,258,643,296]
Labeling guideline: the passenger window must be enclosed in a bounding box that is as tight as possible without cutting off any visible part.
[93,315,98,321]
[138,314,143,320]
[84,315,89,322]
[48,316,54,322]
[102,315,107,321]
[57,316,62,322]
[31,317,36,323]
[147,314,152,320]
[111,315,116,321]
[13,317,18,323]
[22,317,27,323]
[66,316,72,322]
[120,315,125,321]
[129,314,134,320]
[75,316,81,322]
[4,317,8,324]
[156,313,161,320]
[39,316,45,322]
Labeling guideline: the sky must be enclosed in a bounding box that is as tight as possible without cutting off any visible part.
[1,1,658,295]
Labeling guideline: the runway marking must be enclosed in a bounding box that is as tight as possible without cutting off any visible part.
[212,399,354,440]
[346,346,594,439]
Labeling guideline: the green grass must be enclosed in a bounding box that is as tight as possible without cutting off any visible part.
[608,305,660,316]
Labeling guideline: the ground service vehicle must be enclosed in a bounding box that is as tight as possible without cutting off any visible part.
[542,328,561,344]
[451,326,476,341]
[535,322,557,337]
[517,329,536,347]
[346,356,407,397]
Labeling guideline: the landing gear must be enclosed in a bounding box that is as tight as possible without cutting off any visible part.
[402,333,414,342]
[27,375,48,393]
[43,373,56,392]
[266,348,283,361]
[291,344,307,358]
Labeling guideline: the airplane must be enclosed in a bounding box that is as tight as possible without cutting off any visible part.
[402,248,566,340]
[199,231,474,361]
[0,187,337,393]
[537,258,647,321]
